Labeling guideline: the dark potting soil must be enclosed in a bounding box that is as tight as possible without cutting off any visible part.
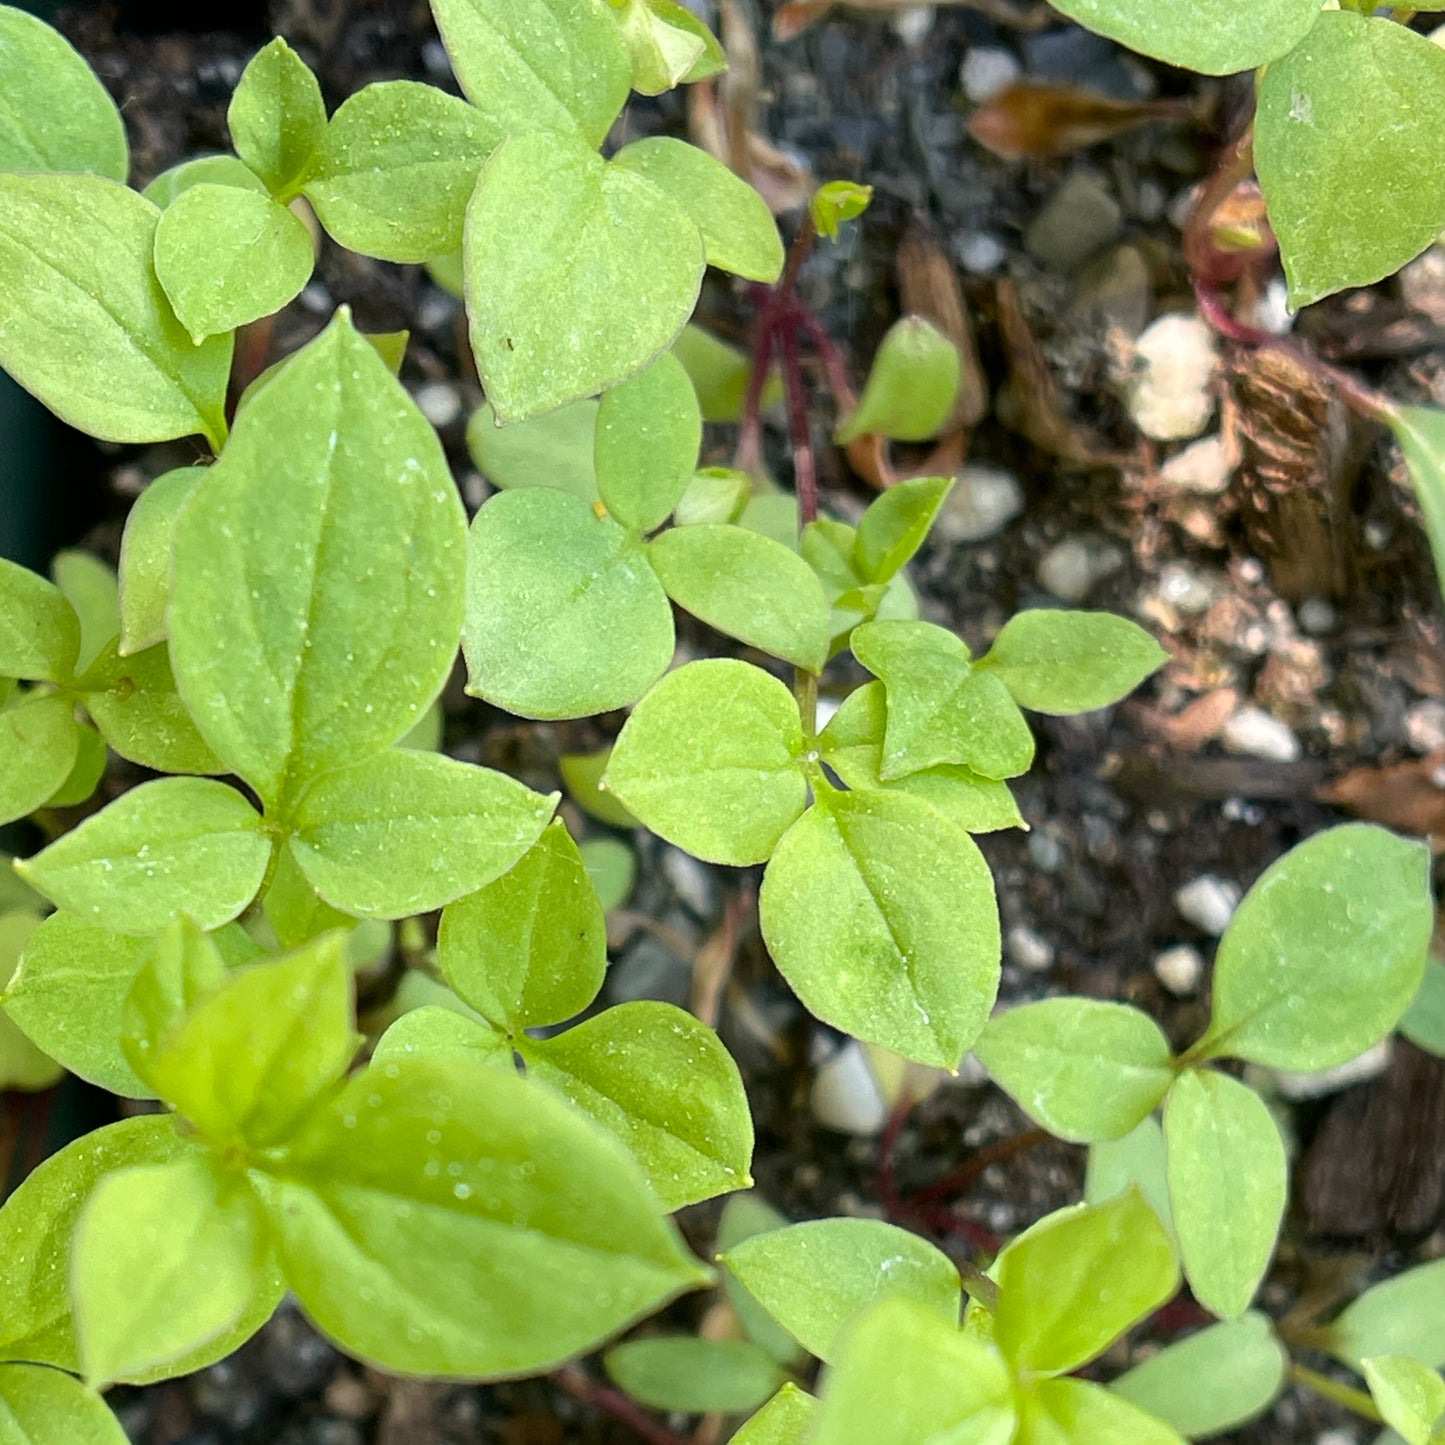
[24,1,1445,1441]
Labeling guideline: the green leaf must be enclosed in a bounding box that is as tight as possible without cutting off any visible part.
[0,1115,187,1369]
[993,1191,1178,1375]
[810,180,873,242]
[438,819,605,1032]
[16,777,270,936]
[154,183,314,343]
[0,912,61,1092]
[675,466,750,526]
[1164,1069,1286,1319]
[228,37,327,194]
[604,659,807,866]
[1257,13,1445,307]
[836,317,960,445]
[120,917,227,1086]
[0,1364,130,1444]
[301,81,498,263]
[614,0,726,94]
[467,397,600,502]
[1,912,153,1096]
[46,717,104,809]
[82,641,226,776]
[672,325,779,424]
[0,693,79,827]
[979,609,1168,716]
[0,173,230,447]
[117,467,203,655]
[51,552,119,676]
[853,477,953,585]
[523,1000,753,1210]
[596,351,702,532]
[1323,1260,1445,1371]
[1198,824,1432,1070]
[463,486,674,718]
[141,154,269,207]
[150,933,357,1149]
[1402,958,1445,1057]
[852,620,1034,781]
[0,558,80,682]
[430,0,630,147]
[1015,1377,1184,1445]
[606,1337,783,1414]
[263,1054,708,1377]
[0,5,127,178]
[649,524,833,671]
[721,1217,961,1364]
[289,749,554,919]
[1046,0,1320,75]
[581,837,636,911]
[810,1297,1015,1445]
[370,1002,511,1068]
[716,1194,808,1367]
[1111,1313,1288,1439]
[612,138,784,282]
[760,788,1000,1068]
[976,999,1175,1144]
[1084,1114,1173,1238]
[1386,406,1445,598]
[72,1155,270,1386]
[1364,1357,1445,1445]
[169,310,466,808]
[560,747,640,828]
[727,1385,817,1445]
[262,841,355,948]
[818,683,1024,834]
[465,128,703,420]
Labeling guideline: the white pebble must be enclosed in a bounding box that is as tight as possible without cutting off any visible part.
[891,5,934,45]
[1154,944,1204,995]
[1246,277,1294,336]
[661,847,713,916]
[811,1041,889,1136]
[1037,535,1124,604]
[1267,1040,1392,1100]
[1125,313,1219,441]
[1297,597,1336,636]
[1174,875,1240,936]
[414,382,462,428]
[1156,561,1217,615]
[1223,705,1302,762]
[933,464,1023,544]
[1159,434,1232,495]
[1405,698,1445,754]
[953,231,1008,275]
[1314,1432,1358,1445]
[1006,923,1055,971]
[960,46,1021,104]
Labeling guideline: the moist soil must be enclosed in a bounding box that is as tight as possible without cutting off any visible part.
[22,1,1445,1440]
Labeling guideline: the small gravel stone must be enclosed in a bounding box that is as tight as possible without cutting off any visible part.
[662,846,714,917]
[1037,534,1125,604]
[413,382,462,428]
[299,282,333,315]
[1314,1432,1358,1445]
[1070,244,1150,334]
[1027,831,1064,873]
[1160,434,1232,494]
[952,230,1008,275]
[1154,943,1204,995]
[1125,313,1219,440]
[1025,171,1123,271]
[811,1041,889,1136]
[1297,597,1337,635]
[1405,698,1445,753]
[934,464,1024,544]
[960,46,1021,104]
[891,5,933,44]
[1156,561,1218,615]
[1006,923,1055,971]
[1223,705,1302,762]
[607,936,690,1008]
[1174,875,1240,936]
[1268,1040,1393,1100]
[1247,277,1294,335]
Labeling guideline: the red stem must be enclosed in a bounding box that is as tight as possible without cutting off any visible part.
[779,318,818,527]
[555,1364,690,1445]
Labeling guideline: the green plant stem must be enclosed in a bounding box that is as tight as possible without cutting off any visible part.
[1290,1363,1385,1425]
[795,668,818,741]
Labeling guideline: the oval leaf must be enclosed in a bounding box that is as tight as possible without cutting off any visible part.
[0,693,79,827]
[604,659,808,867]
[116,468,204,655]
[463,486,675,719]
[760,789,1000,1068]
[836,317,960,445]
[1164,1068,1286,1320]
[228,37,327,194]
[522,1000,754,1210]
[606,1337,783,1415]
[1200,823,1433,1070]
[1323,1259,1445,1371]
[0,557,81,682]
[0,1364,130,1444]
[467,397,600,501]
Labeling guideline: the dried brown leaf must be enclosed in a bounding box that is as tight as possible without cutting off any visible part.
[1317,750,1445,843]
[967,81,1191,162]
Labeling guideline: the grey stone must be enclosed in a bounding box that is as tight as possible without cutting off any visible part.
[1223,706,1301,763]
[934,464,1023,544]
[1037,535,1125,604]
[960,46,1021,104]
[1174,875,1239,936]
[1154,944,1203,996]
[1024,172,1123,272]
[1071,244,1151,335]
